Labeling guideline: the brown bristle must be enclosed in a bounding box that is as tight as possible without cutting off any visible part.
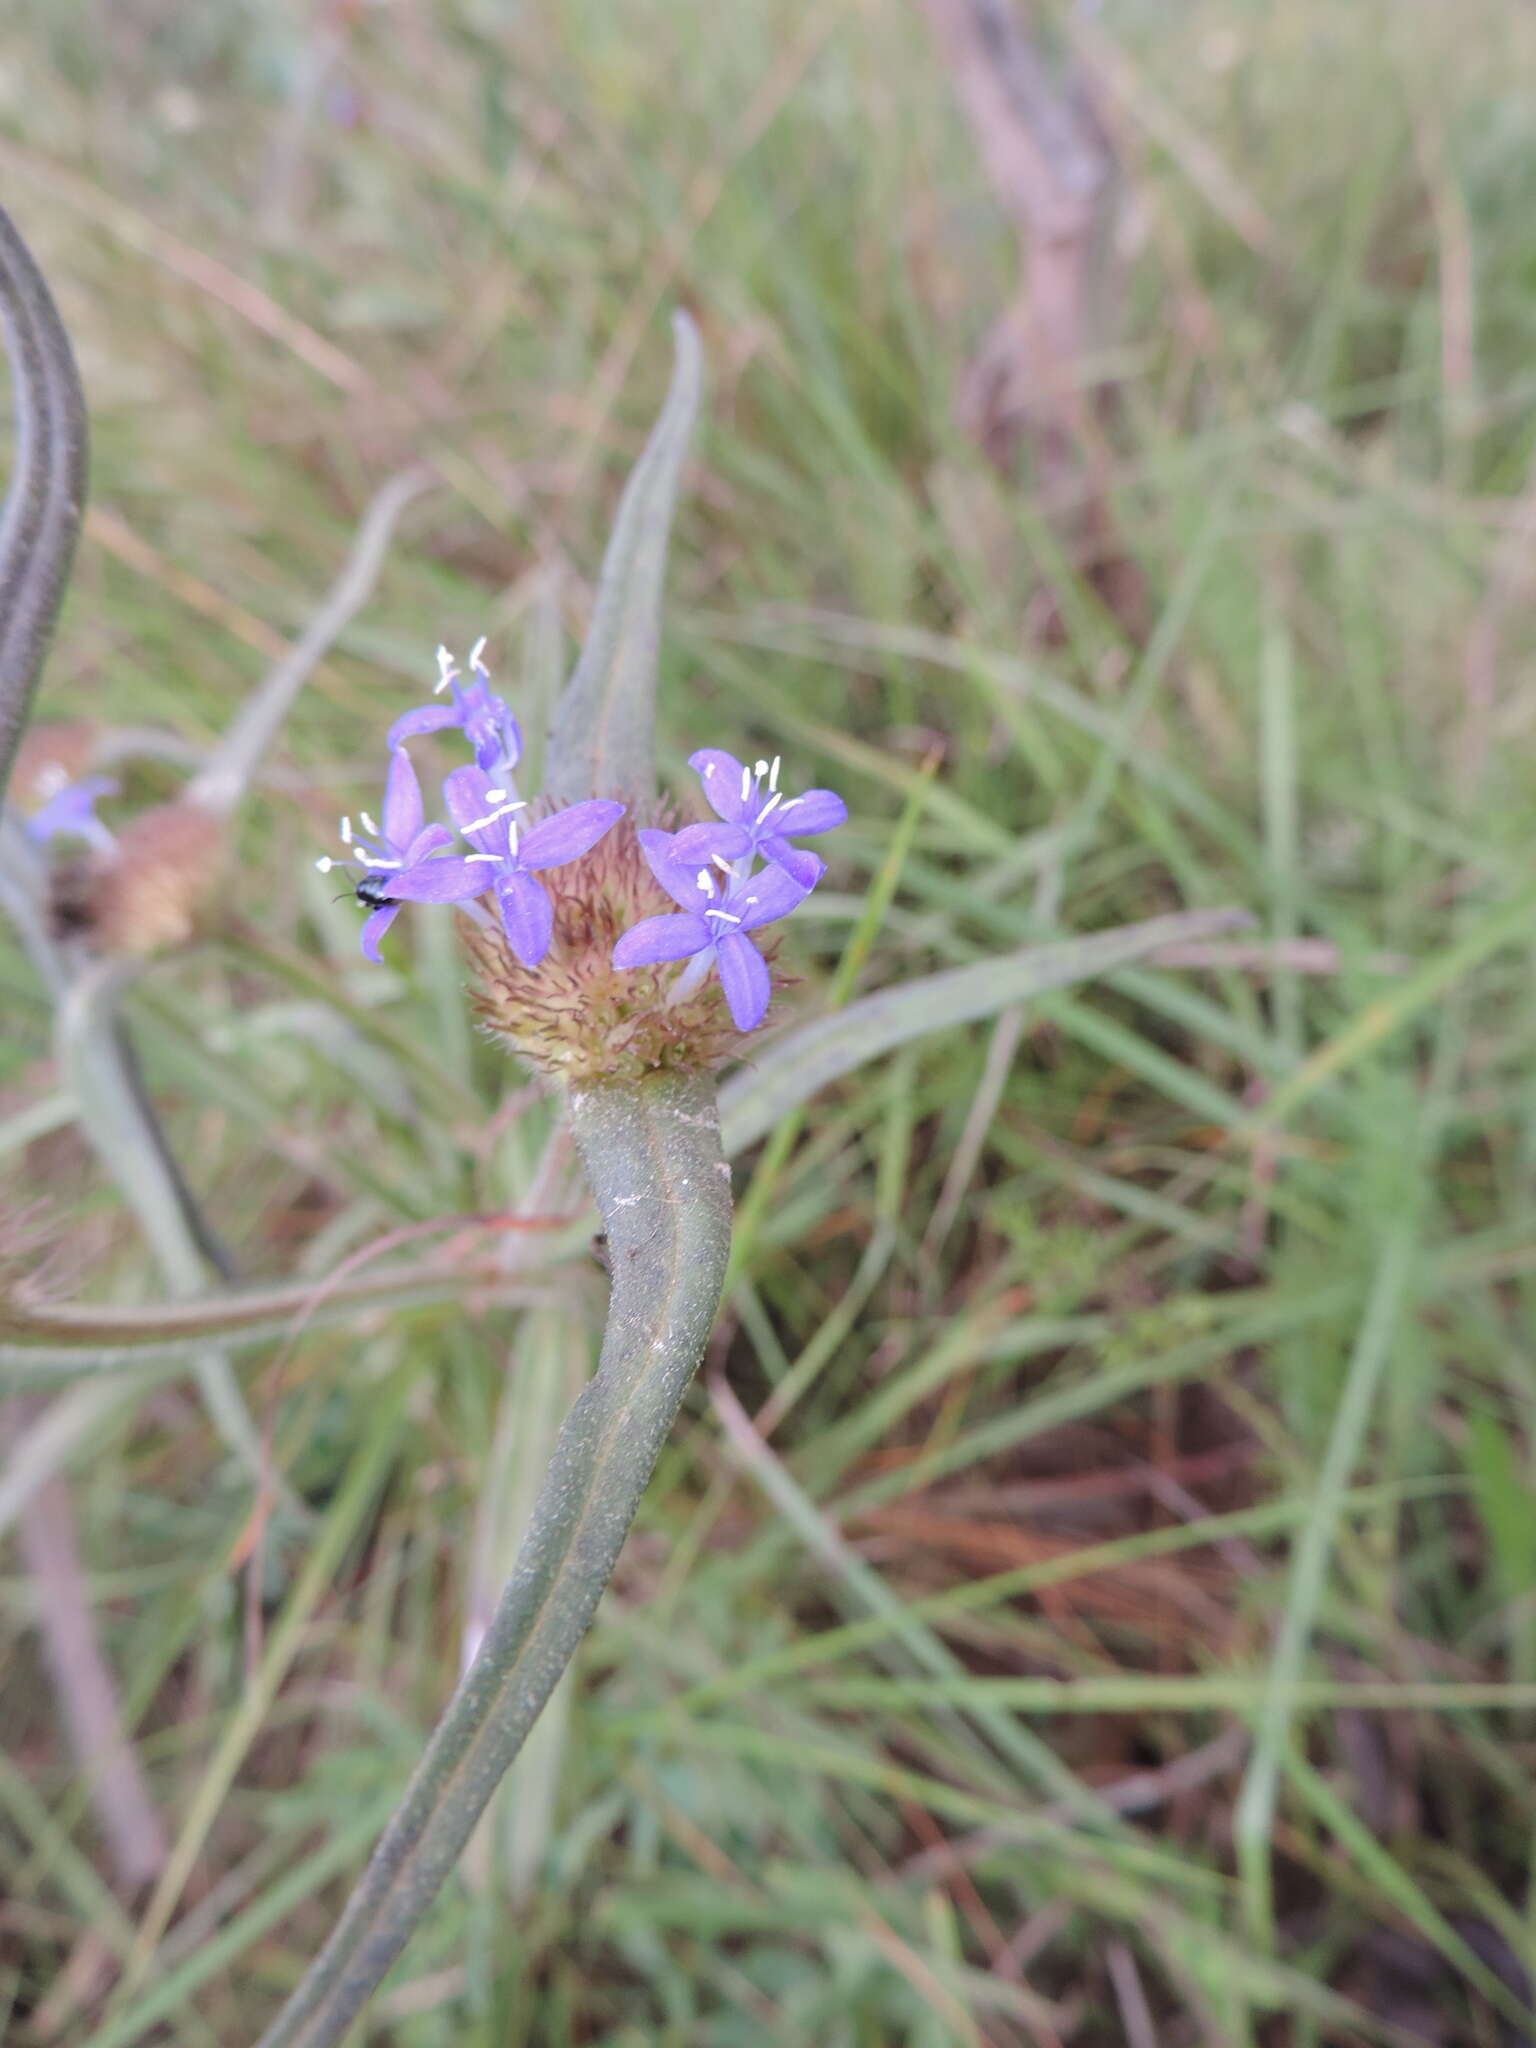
[461,812,782,1081]
[53,802,225,956]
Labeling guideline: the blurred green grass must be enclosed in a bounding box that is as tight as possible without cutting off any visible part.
[6,0,1536,2041]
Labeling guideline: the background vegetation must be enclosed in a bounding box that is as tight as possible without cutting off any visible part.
[5,0,1536,2040]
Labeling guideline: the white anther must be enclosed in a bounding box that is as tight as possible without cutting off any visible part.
[463,798,525,834]
[358,810,381,839]
[704,908,742,925]
[711,854,733,873]
[36,760,68,796]
[467,852,501,864]
[435,645,457,694]
[758,791,783,820]
[740,765,752,802]
[367,856,403,869]
[696,868,716,896]
[315,856,335,872]
[755,759,769,780]
[769,755,781,791]
[485,787,506,802]
[340,816,354,844]
[469,634,488,668]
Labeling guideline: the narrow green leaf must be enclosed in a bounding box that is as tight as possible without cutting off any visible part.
[255,1073,731,2048]
[1234,1224,1418,1947]
[54,961,269,1483]
[718,905,1251,1154]
[544,311,703,805]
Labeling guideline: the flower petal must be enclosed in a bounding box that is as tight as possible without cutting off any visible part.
[638,827,714,912]
[732,855,822,931]
[404,822,455,863]
[688,748,753,824]
[441,763,513,857]
[715,931,771,1030]
[383,856,489,903]
[473,712,523,775]
[613,912,710,966]
[496,868,554,967]
[517,799,624,870]
[670,820,751,865]
[768,788,847,836]
[381,746,425,851]
[386,703,460,750]
[359,902,400,962]
[25,774,119,849]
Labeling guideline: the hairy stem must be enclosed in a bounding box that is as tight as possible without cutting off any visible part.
[255,1072,731,2048]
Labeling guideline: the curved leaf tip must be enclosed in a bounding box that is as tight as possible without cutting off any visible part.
[544,311,704,808]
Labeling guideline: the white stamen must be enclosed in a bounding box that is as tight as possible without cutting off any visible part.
[435,644,457,694]
[366,856,402,869]
[740,765,752,802]
[359,811,381,839]
[469,634,488,668]
[704,909,742,925]
[339,816,354,844]
[315,856,335,872]
[485,787,507,803]
[769,755,781,791]
[711,854,733,873]
[696,868,716,896]
[743,895,758,906]
[758,791,784,820]
[463,798,525,834]
[467,852,501,864]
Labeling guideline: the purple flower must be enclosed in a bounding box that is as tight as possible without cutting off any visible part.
[673,749,846,870]
[387,640,524,780]
[387,763,622,968]
[315,748,457,961]
[612,827,824,1031]
[24,771,119,855]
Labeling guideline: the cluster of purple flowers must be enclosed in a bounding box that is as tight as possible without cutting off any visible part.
[614,751,846,1029]
[318,642,847,1031]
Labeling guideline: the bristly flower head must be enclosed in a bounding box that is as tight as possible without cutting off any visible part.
[387,639,523,781]
[461,811,755,1082]
[614,829,823,1031]
[316,640,844,1072]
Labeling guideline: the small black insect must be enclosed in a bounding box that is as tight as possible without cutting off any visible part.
[353,872,395,910]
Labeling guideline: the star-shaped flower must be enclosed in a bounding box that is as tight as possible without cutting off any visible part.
[387,639,523,781]
[24,769,119,854]
[315,748,457,961]
[612,827,824,1030]
[671,749,847,871]
[386,763,623,968]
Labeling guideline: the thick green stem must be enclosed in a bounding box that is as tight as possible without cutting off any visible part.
[0,201,88,809]
[255,1071,731,2048]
